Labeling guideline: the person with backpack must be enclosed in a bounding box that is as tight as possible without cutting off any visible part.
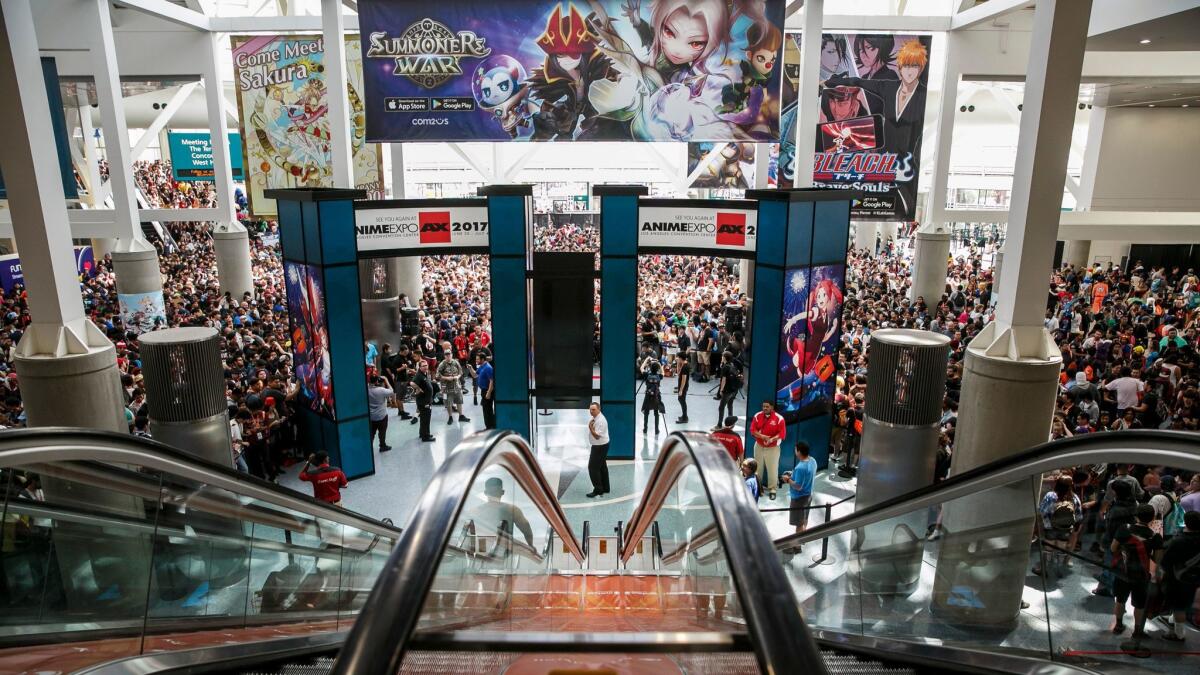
[1159,510,1200,642]
[1095,480,1140,597]
[1111,504,1164,638]
[1151,475,1187,542]
[1034,474,1082,578]
[640,358,665,435]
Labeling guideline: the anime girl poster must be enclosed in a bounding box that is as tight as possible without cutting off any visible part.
[776,263,845,419]
[356,0,787,142]
[285,262,336,419]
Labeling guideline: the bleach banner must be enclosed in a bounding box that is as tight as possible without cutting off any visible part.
[638,200,757,254]
[356,0,787,142]
[354,200,490,252]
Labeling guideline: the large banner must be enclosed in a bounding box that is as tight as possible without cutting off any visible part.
[167,132,244,181]
[775,32,931,221]
[687,142,755,189]
[356,0,787,142]
[777,263,845,420]
[354,202,490,252]
[638,201,757,253]
[232,35,384,216]
[285,261,337,420]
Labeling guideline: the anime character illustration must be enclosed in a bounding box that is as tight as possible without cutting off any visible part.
[472,55,534,138]
[689,142,754,188]
[527,3,628,140]
[286,262,336,419]
[718,23,781,132]
[777,267,845,418]
[853,34,897,80]
[819,33,853,81]
[818,84,878,123]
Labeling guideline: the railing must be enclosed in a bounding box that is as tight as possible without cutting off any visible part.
[330,430,585,675]
[622,431,829,675]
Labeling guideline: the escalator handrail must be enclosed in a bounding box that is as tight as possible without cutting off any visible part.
[774,429,1200,551]
[622,431,829,675]
[329,430,585,675]
[0,427,399,539]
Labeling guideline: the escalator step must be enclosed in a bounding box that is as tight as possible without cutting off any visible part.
[242,656,336,675]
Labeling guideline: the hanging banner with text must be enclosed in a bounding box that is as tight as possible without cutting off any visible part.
[167,132,245,181]
[774,32,931,221]
[355,0,787,142]
[232,35,384,216]
[637,200,757,254]
[354,201,490,252]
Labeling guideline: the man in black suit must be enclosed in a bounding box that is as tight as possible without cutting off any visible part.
[411,360,436,442]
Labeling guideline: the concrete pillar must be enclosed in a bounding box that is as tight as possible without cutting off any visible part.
[91,237,116,259]
[933,0,1088,627]
[321,0,354,188]
[202,31,254,298]
[139,327,232,466]
[924,34,963,234]
[853,221,879,253]
[792,0,822,188]
[389,142,406,199]
[1064,240,1090,270]
[111,249,166,335]
[909,226,951,304]
[991,249,1004,306]
[395,254,422,305]
[855,329,950,595]
[739,259,755,298]
[360,258,402,349]
[212,228,255,299]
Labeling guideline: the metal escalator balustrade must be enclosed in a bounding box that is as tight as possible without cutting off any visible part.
[0,428,400,673]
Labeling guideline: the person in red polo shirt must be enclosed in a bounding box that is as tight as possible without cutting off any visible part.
[710,415,744,464]
[750,401,786,500]
[299,452,348,506]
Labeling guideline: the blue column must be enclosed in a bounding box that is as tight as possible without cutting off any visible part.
[744,189,852,472]
[594,185,646,460]
[479,184,532,441]
[266,187,374,479]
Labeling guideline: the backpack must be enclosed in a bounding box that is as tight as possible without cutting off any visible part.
[1176,549,1200,585]
[1050,499,1077,531]
[1164,494,1186,537]
[1118,527,1153,582]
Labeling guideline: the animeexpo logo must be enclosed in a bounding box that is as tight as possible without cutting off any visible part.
[418,211,452,244]
[366,19,491,89]
[715,212,747,247]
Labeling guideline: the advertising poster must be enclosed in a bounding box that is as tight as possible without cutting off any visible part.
[638,202,757,254]
[232,35,384,217]
[775,32,931,220]
[354,202,490,252]
[285,262,336,419]
[119,291,168,335]
[356,0,787,142]
[0,247,96,294]
[687,142,755,189]
[777,264,844,419]
[167,132,245,181]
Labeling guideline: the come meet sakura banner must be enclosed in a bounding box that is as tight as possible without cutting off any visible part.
[355,0,786,142]
[232,35,384,217]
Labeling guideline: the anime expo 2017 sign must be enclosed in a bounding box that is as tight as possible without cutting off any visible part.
[232,35,384,217]
[356,0,787,142]
[775,32,931,221]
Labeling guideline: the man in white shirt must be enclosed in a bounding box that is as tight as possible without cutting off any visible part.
[587,402,610,498]
[1104,366,1144,413]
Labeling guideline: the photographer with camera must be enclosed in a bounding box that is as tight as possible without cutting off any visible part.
[640,355,666,435]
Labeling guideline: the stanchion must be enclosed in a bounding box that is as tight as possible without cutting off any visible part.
[811,502,836,565]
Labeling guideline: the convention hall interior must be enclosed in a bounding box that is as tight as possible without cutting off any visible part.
[0,0,1198,673]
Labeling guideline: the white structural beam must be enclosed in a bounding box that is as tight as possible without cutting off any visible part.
[502,144,544,183]
[389,143,405,199]
[445,143,494,183]
[110,0,209,31]
[129,81,199,162]
[787,14,950,32]
[321,0,354,188]
[924,33,963,228]
[793,0,822,188]
[201,32,240,227]
[951,0,1034,31]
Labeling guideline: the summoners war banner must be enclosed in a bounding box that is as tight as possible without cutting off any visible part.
[356,0,787,142]
[232,35,384,216]
[775,32,932,221]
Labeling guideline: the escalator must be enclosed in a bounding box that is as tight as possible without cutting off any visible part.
[3,428,1187,673]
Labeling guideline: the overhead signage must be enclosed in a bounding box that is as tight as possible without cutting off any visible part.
[774,32,932,221]
[355,0,788,142]
[638,202,758,254]
[0,247,96,293]
[167,132,244,181]
[354,203,490,251]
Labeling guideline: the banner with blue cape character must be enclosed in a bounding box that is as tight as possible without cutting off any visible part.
[356,0,786,142]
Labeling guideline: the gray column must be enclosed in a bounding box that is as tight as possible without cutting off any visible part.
[91,238,116,259]
[855,329,950,595]
[395,254,422,304]
[853,221,879,253]
[991,249,1004,306]
[111,249,167,335]
[212,226,255,299]
[139,327,233,466]
[1064,240,1090,269]
[933,0,1089,626]
[739,259,755,298]
[360,258,402,349]
[909,227,951,304]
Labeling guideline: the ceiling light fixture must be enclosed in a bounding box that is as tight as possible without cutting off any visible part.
[1148,104,1156,107]
[1139,38,1151,44]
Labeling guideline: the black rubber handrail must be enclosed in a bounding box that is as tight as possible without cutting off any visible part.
[773,429,1200,551]
[622,431,829,675]
[329,430,585,675]
[0,427,400,539]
